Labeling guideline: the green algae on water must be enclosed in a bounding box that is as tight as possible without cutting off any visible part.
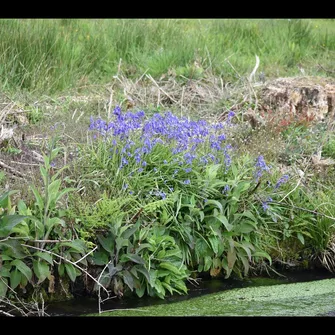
[91,278,335,317]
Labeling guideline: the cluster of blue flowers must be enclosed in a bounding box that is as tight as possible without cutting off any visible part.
[89,106,233,173]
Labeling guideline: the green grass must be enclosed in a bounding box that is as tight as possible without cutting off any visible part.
[0,19,334,96]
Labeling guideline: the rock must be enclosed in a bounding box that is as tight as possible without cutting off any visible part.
[260,76,335,123]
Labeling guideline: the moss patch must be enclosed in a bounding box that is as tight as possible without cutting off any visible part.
[91,278,335,316]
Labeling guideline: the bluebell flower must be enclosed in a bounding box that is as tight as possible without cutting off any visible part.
[222,185,230,194]
[274,174,289,189]
[184,168,192,173]
[183,179,191,185]
[255,155,271,182]
[261,197,273,212]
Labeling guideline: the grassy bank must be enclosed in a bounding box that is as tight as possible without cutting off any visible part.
[0,19,334,96]
[1,19,335,315]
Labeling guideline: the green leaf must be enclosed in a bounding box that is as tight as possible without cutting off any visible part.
[116,237,128,252]
[135,285,146,298]
[124,254,146,265]
[58,263,65,277]
[47,179,61,203]
[30,185,44,212]
[0,191,18,208]
[227,249,237,269]
[234,222,255,234]
[92,251,109,265]
[159,262,181,275]
[205,199,223,213]
[34,251,54,265]
[204,256,212,272]
[216,214,233,231]
[97,234,114,253]
[0,215,32,237]
[122,270,134,291]
[60,239,86,253]
[239,254,250,276]
[65,263,78,282]
[253,251,272,264]
[241,210,258,223]
[0,278,8,297]
[33,260,50,283]
[297,233,305,245]
[1,255,13,261]
[10,268,21,290]
[161,281,173,295]
[208,235,219,254]
[123,222,140,239]
[108,264,122,277]
[135,265,150,282]
[54,187,76,205]
[11,259,32,281]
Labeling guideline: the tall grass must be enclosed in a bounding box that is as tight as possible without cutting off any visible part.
[0,19,334,95]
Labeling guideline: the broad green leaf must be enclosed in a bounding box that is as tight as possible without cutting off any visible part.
[216,214,233,231]
[234,181,251,194]
[30,185,44,212]
[234,241,252,261]
[116,237,128,252]
[54,187,76,204]
[10,268,21,290]
[135,265,150,282]
[157,250,166,259]
[239,254,250,276]
[0,215,32,237]
[161,281,173,295]
[124,254,146,265]
[173,281,188,294]
[135,285,146,298]
[1,255,13,261]
[17,200,28,214]
[195,238,210,259]
[156,270,171,278]
[11,259,32,281]
[92,251,109,266]
[204,256,212,272]
[0,191,18,209]
[0,278,8,297]
[208,235,219,254]
[227,249,237,269]
[58,263,65,277]
[0,239,26,259]
[123,221,140,239]
[47,179,61,205]
[234,222,255,234]
[33,260,50,283]
[122,270,134,291]
[34,252,53,265]
[65,263,77,282]
[159,262,181,275]
[205,199,223,213]
[297,233,305,245]
[253,251,272,264]
[222,258,232,279]
[11,222,30,237]
[154,278,165,297]
[97,234,114,253]
[108,264,122,277]
[45,217,65,232]
[60,239,86,253]
[241,210,258,223]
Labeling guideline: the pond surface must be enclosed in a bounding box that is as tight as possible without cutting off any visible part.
[46,268,335,316]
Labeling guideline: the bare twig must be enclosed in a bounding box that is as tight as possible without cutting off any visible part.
[0,160,26,179]
[146,74,179,104]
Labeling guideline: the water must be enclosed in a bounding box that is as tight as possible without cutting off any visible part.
[45,268,335,316]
